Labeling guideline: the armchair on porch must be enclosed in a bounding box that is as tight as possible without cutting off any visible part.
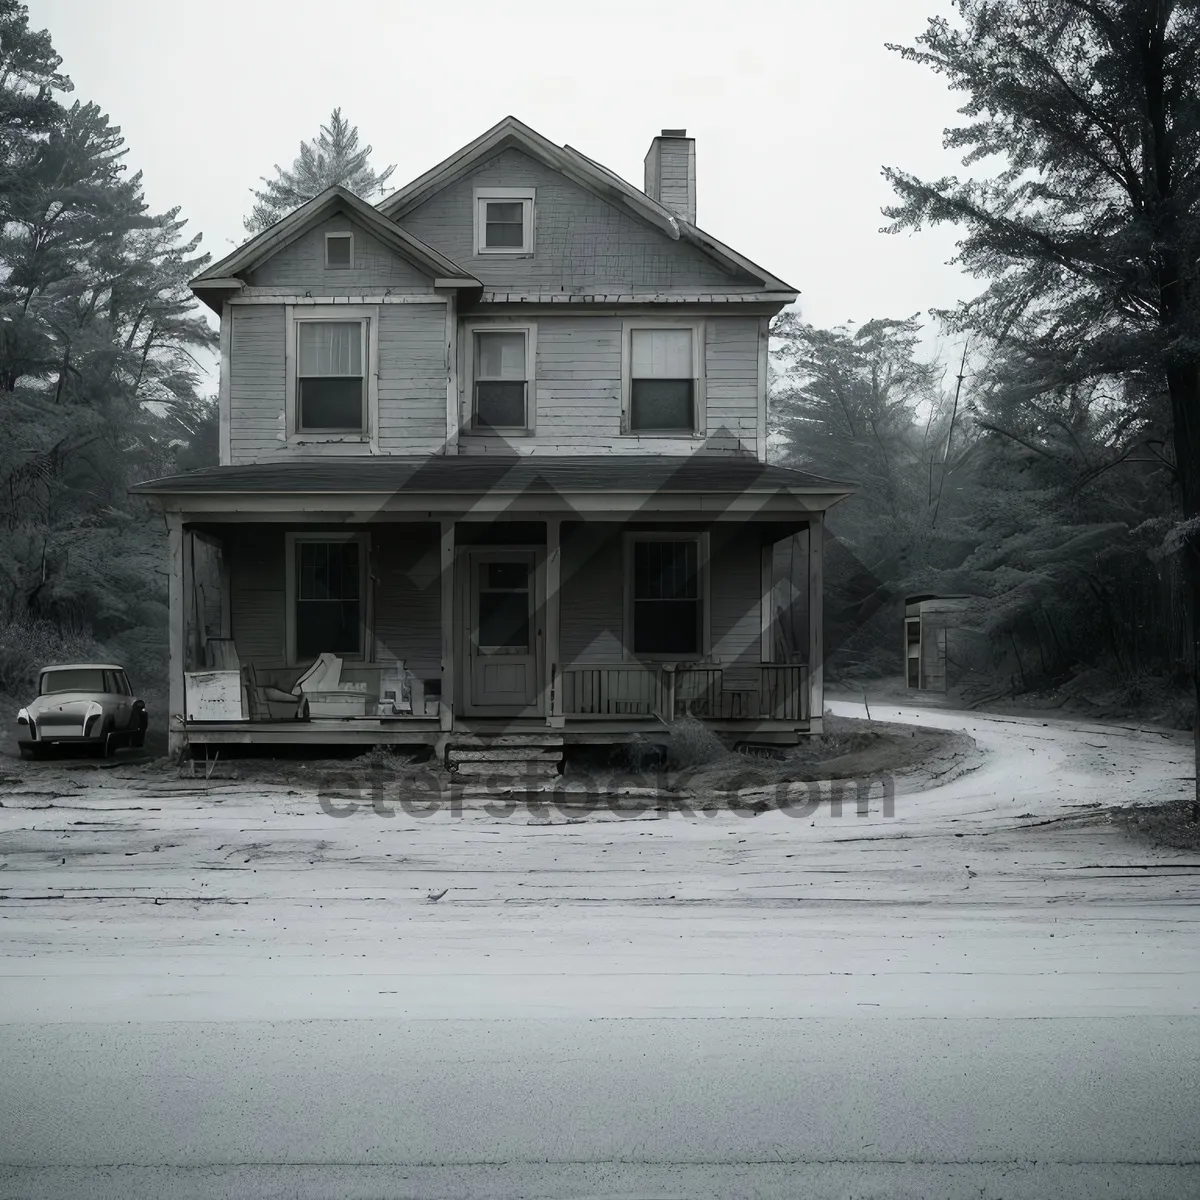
[242,662,308,721]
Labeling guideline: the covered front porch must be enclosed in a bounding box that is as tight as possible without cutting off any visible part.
[132,456,850,758]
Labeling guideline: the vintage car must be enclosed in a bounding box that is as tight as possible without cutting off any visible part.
[16,664,148,759]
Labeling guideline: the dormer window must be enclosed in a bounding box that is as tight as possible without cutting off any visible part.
[474,188,535,255]
[324,231,353,268]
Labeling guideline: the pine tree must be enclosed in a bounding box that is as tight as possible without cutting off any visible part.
[883,0,1200,794]
[0,0,72,198]
[0,4,214,692]
[243,108,397,233]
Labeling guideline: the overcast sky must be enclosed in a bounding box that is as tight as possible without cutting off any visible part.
[32,0,972,378]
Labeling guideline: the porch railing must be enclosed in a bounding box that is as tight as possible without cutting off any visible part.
[759,664,810,720]
[560,664,660,717]
[559,663,811,722]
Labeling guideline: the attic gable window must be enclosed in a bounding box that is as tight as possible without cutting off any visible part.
[474,187,535,255]
[324,231,353,268]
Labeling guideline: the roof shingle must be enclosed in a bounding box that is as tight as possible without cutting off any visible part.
[131,455,853,497]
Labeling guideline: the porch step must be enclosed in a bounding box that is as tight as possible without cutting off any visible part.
[448,734,564,748]
[450,760,562,779]
[445,733,564,779]
[449,748,562,763]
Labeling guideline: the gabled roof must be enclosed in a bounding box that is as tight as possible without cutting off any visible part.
[190,186,479,311]
[377,116,798,297]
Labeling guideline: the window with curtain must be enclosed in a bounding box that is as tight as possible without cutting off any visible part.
[295,540,362,659]
[297,320,364,432]
[473,330,528,429]
[631,538,701,655]
[630,328,695,431]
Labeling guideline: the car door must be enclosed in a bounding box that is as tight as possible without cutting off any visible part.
[104,669,132,730]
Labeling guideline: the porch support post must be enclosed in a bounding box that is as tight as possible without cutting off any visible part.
[807,513,824,734]
[218,536,231,639]
[760,537,774,664]
[545,516,563,728]
[439,518,455,732]
[166,511,187,760]
[218,303,232,465]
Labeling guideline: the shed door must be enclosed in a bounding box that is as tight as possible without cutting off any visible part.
[905,618,921,688]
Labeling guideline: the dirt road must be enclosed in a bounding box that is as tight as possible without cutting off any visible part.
[1,704,1196,1198]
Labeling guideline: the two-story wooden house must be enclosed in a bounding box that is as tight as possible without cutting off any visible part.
[133,117,852,762]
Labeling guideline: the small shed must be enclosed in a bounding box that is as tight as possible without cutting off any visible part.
[904,595,973,692]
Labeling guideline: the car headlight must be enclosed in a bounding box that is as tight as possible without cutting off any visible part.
[17,708,28,725]
[83,701,103,736]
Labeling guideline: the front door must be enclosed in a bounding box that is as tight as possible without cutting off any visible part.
[466,550,540,712]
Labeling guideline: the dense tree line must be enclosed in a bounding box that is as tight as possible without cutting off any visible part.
[0,3,405,700]
[773,0,1200,742]
[0,0,216,695]
[772,316,1184,714]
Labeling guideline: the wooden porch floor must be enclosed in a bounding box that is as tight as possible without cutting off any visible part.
[182,715,810,747]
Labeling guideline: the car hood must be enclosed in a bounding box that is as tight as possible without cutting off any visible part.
[24,693,108,716]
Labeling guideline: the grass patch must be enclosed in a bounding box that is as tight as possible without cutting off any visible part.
[1114,798,1200,851]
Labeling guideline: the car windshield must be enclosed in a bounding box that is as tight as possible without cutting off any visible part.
[39,669,108,695]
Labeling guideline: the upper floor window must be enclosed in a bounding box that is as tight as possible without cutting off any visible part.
[324,231,353,268]
[474,187,535,255]
[623,322,705,434]
[297,319,365,432]
[472,328,531,431]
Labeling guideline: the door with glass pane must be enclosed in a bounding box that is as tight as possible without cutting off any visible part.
[466,551,539,711]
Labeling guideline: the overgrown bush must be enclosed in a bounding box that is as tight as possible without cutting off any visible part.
[662,716,728,769]
[101,623,168,698]
[0,617,101,697]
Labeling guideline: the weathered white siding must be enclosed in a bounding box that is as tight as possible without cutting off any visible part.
[709,530,762,688]
[402,148,756,293]
[228,305,286,465]
[229,527,285,664]
[704,318,760,450]
[560,524,624,663]
[377,305,449,454]
[227,303,449,463]
[459,315,761,456]
[371,524,442,675]
[245,216,433,293]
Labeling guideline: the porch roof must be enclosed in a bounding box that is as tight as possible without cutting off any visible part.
[131,455,854,506]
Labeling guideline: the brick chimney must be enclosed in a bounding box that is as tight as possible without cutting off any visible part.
[644,129,696,224]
